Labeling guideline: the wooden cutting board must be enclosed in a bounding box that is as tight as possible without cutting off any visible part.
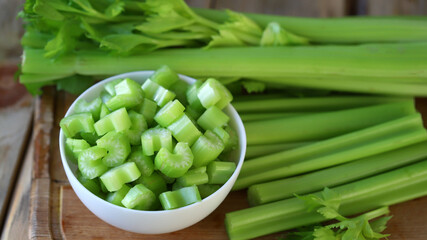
[28,89,427,240]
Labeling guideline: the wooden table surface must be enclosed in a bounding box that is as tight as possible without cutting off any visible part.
[1,1,427,240]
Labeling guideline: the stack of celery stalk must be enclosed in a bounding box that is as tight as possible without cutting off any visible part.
[19,0,427,239]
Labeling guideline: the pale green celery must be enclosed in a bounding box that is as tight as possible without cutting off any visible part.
[22,42,427,78]
[133,98,157,127]
[248,140,427,206]
[225,159,427,240]
[197,106,229,131]
[167,114,202,146]
[194,8,427,43]
[125,111,148,145]
[21,42,427,96]
[240,112,306,122]
[253,76,427,96]
[232,96,409,113]
[94,107,132,136]
[154,99,185,127]
[245,142,311,159]
[245,101,416,145]
[100,162,141,192]
[234,113,427,190]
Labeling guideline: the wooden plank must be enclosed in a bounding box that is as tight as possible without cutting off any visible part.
[0,64,33,228]
[1,137,33,240]
[212,0,349,17]
[29,88,56,239]
[361,0,427,15]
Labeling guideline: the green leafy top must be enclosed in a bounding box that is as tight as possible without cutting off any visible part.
[292,188,392,240]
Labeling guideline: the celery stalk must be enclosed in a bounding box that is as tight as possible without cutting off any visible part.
[245,142,311,159]
[248,140,427,205]
[234,113,427,190]
[194,8,427,44]
[245,101,416,145]
[225,159,427,240]
[233,96,410,113]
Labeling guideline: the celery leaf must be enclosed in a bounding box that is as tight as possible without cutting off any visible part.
[261,22,309,46]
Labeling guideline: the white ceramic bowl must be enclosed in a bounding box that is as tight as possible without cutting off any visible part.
[59,71,246,234]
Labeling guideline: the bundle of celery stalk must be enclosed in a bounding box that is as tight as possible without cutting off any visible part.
[19,0,427,239]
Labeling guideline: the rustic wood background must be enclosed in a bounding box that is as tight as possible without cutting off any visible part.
[1,0,426,239]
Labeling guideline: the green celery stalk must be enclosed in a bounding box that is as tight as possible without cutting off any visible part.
[233,96,410,113]
[226,159,427,240]
[245,101,416,145]
[245,142,311,159]
[248,140,427,205]
[21,42,427,96]
[234,113,427,190]
[194,8,427,44]
[240,112,305,122]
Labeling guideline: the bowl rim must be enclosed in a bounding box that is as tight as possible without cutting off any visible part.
[59,70,247,215]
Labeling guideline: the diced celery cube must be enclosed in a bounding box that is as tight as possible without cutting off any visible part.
[168,114,202,146]
[94,107,131,136]
[150,65,179,89]
[191,130,225,167]
[100,162,141,192]
[154,100,185,127]
[197,106,230,131]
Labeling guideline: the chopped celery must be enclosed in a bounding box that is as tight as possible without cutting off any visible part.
[104,79,122,96]
[135,171,167,197]
[106,78,144,111]
[127,147,154,177]
[133,98,157,127]
[197,106,229,131]
[140,127,173,156]
[94,107,132,136]
[73,97,102,121]
[60,112,95,138]
[106,184,131,207]
[197,78,232,109]
[170,79,189,105]
[121,184,156,210]
[100,90,113,103]
[65,138,90,163]
[192,130,225,167]
[99,103,111,119]
[212,127,230,145]
[186,80,205,112]
[207,161,236,184]
[159,185,202,210]
[78,146,108,179]
[77,171,102,197]
[222,125,238,153]
[154,100,185,127]
[96,131,131,167]
[167,114,202,146]
[141,79,176,107]
[198,184,221,198]
[155,142,193,178]
[79,132,99,146]
[125,111,148,145]
[174,167,209,188]
[149,65,179,89]
[100,162,141,192]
